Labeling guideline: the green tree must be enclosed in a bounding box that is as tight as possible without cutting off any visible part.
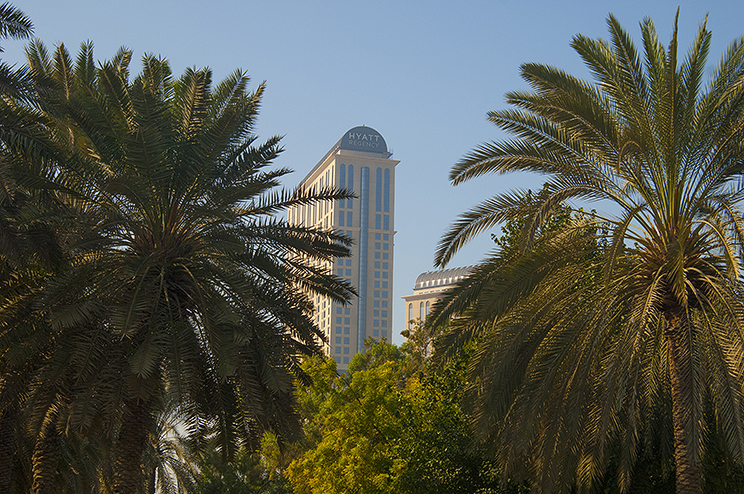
[286,341,520,494]
[15,42,354,494]
[430,12,744,494]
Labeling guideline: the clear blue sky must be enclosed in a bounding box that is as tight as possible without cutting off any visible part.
[7,1,743,343]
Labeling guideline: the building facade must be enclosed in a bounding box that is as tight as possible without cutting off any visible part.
[401,266,473,330]
[287,126,398,370]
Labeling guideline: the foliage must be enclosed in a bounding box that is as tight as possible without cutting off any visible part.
[430,11,744,494]
[0,29,354,493]
[286,340,522,494]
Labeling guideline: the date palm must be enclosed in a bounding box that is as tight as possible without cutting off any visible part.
[22,42,354,494]
[431,13,744,494]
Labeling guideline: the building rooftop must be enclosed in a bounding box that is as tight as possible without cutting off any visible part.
[413,265,474,291]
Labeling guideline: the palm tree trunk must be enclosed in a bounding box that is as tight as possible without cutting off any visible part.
[664,305,703,494]
[113,397,153,494]
[31,413,60,494]
[0,408,16,494]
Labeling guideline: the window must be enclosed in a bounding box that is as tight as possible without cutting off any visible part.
[346,259,352,266]
[337,269,343,275]
[420,302,425,320]
[335,337,341,344]
[382,253,388,260]
[344,327,350,334]
[382,320,387,327]
[345,269,351,276]
[375,214,381,229]
[346,211,352,227]
[373,320,379,327]
[375,242,381,250]
[373,310,379,317]
[344,318,350,324]
[343,347,349,354]
[374,272,380,278]
[375,233,381,240]
[383,243,388,250]
[382,291,388,298]
[408,304,413,329]
[382,330,387,338]
[344,337,349,344]
[426,301,431,316]
[336,307,342,314]
[336,317,342,324]
[382,282,388,288]
[335,347,341,354]
[381,301,388,308]
[374,262,380,269]
[382,311,387,317]
[383,234,389,241]
[382,262,388,270]
[374,281,380,288]
[374,300,380,308]
[382,272,388,279]
[343,357,349,364]
[345,308,351,314]
[373,329,379,337]
[375,252,381,259]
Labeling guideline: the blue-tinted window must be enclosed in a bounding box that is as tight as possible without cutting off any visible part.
[375,233,381,240]
[344,308,351,314]
[374,290,380,298]
[373,320,379,327]
[374,281,380,288]
[374,272,380,279]
[335,337,341,344]
[344,317,350,325]
[335,347,341,354]
[339,212,345,226]
[347,211,352,227]
[344,337,349,344]
[375,168,382,212]
[382,253,388,260]
[382,301,388,308]
[343,357,349,364]
[383,234,389,240]
[382,320,387,327]
[336,317,342,324]
[373,329,379,337]
[383,215,389,230]
[384,168,390,213]
[382,282,388,288]
[374,300,380,308]
[346,259,352,266]
[375,214,381,229]
[344,347,349,354]
[374,262,380,269]
[347,165,354,208]
[382,263,388,269]
[382,291,388,298]
[375,242,381,250]
[345,269,351,276]
[375,252,380,259]
[344,327,350,334]
[382,330,387,338]
[382,272,388,279]
[383,243,388,250]
[373,310,379,317]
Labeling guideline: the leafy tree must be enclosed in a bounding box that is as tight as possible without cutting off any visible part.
[430,12,744,494]
[286,341,521,494]
[11,41,354,494]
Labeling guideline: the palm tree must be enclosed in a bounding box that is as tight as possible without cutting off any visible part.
[22,42,354,494]
[430,13,744,494]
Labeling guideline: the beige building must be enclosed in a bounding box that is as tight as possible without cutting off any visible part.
[401,266,473,330]
[287,126,398,370]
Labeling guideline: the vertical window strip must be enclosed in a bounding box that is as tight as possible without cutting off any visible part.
[376,168,382,212]
[384,168,390,213]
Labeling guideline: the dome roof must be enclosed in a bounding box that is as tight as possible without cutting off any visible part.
[414,265,474,290]
[339,125,387,154]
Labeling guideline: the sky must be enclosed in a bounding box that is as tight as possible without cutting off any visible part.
[6,0,744,344]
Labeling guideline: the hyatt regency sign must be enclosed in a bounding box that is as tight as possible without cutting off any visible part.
[339,126,388,154]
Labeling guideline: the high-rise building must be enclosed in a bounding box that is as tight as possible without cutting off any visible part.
[287,126,397,370]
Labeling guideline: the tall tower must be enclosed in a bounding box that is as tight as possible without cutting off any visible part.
[288,126,397,370]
